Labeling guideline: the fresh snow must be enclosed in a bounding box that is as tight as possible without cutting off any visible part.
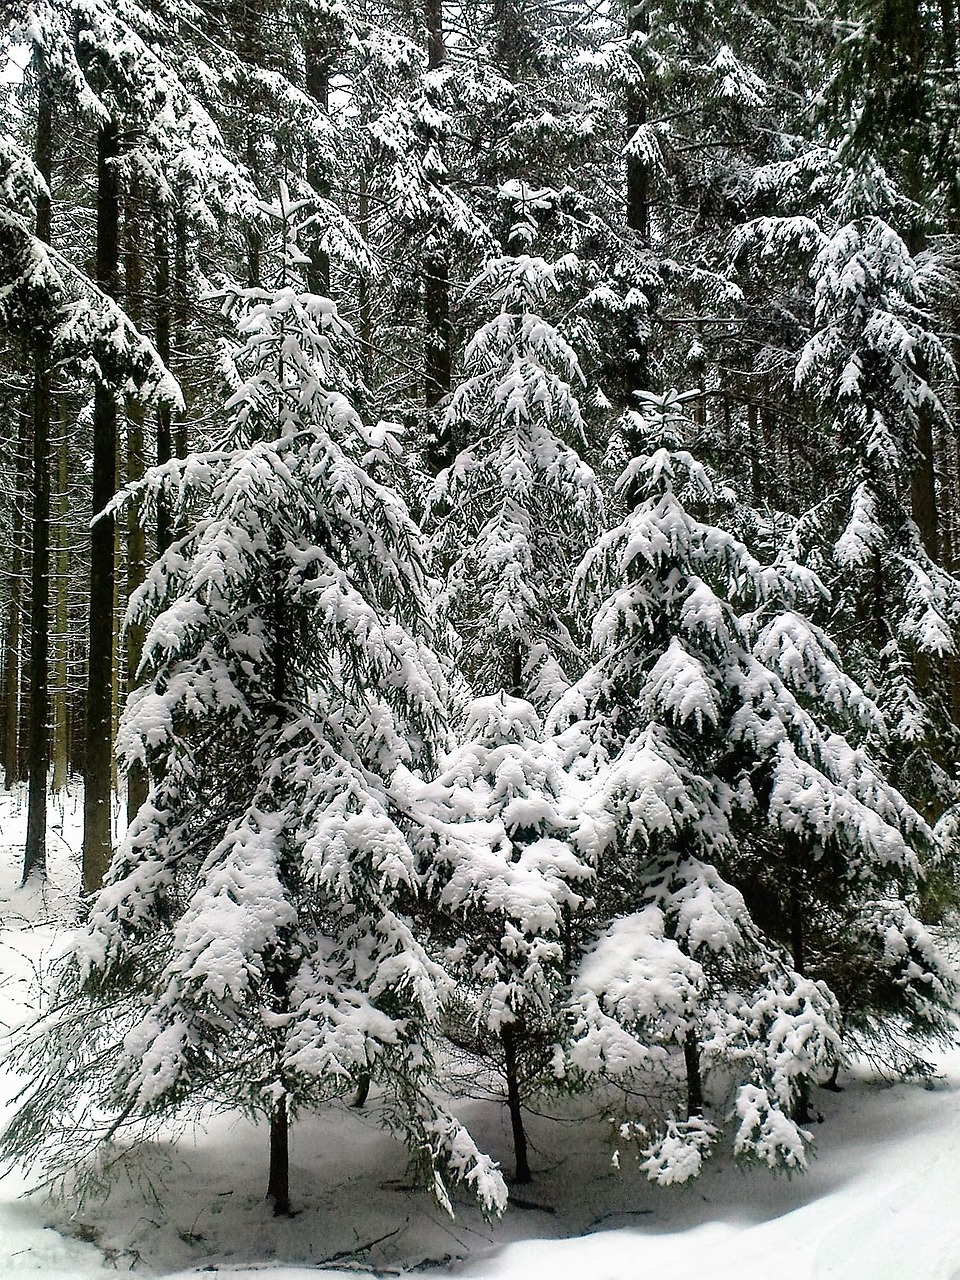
[1,788,959,1280]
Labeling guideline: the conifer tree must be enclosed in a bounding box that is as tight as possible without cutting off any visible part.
[423,693,591,1183]
[3,189,506,1219]
[430,211,602,709]
[551,389,956,1178]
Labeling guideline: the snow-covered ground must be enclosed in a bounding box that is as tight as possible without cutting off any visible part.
[1,788,959,1280]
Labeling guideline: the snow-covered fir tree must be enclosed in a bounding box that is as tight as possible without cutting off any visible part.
[2,188,506,1219]
[420,692,592,1182]
[550,388,957,1180]
[429,193,602,710]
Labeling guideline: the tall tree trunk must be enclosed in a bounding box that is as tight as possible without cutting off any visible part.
[423,0,454,474]
[3,387,28,789]
[624,0,651,411]
[24,59,54,881]
[51,421,69,793]
[911,409,939,561]
[358,172,373,387]
[124,176,148,826]
[305,34,333,296]
[82,116,120,895]
[154,201,173,556]
[173,209,191,460]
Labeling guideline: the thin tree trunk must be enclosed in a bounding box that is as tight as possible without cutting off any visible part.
[51,421,69,793]
[788,866,812,1125]
[423,0,454,475]
[267,1095,290,1216]
[173,209,190,460]
[24,60,54,881]
[622,0,653,430]
[911,408,939,562]
[358,173,373,387]
[82,116,120,895]
[111,471,121,798]
[502,1023,531,1184]
[3,406,29,790]
[154,200,173,556]
[305,34,333,296]
[683,1028,704,1117]
[124,175,148,826]
[3,405,27,789]
[351,1073,371,1108]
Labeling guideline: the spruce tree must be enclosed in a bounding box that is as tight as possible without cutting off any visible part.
[3,189,506,1219]
[550,389,956,1178]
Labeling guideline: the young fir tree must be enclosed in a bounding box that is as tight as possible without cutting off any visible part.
[736,180,960,922]
[796,212,960,815]
[549,389,957,1181]
[421,692,592,1183]
[429,196,602,709]
[3,188,506,1220]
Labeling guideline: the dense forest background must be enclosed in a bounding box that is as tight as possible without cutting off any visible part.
[2,0,960,1218]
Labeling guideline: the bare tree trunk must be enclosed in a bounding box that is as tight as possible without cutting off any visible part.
[51,421,69,793]
[3,407,27,789]
[24,58,54,881]
[174,209,190,460]
[267,1096,290,1216]
[788,864,812,1125]
[305,32,333,296]
[911,408,939,561]
[154,201,173,556]
[423,0,454,475]
[358,173,373,387]
[82,115,120,895]
[124,175,148,826]
[502,1023,531,1184]
[683,1028,704,1117]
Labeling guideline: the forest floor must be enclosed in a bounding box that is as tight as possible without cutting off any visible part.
[0,788,958,1280]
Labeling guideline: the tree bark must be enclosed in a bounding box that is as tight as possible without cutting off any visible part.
[267,1095,290,1216]
[911,406,939,562]
[683,1028,704,1117]
[305,33,333,296]
[51,420,69,793]
[502,1023,531,1184]
[24,58,54,880]
[82,116,120,894]
[3,403,28,788]
[173,210,190,459]
[154,201,173,556]
[124,175,148,826]
[788,865,812,1124]
[423,0,454,474]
